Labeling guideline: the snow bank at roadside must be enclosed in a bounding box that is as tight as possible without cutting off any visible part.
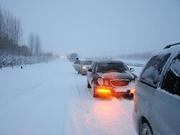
[0,55,56,68]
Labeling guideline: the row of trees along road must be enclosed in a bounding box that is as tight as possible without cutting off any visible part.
[0,6,55,68]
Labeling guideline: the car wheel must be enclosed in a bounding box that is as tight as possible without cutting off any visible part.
[140,122,153,135]
[91,83,98,98]
[93,93,98,98]
[93,88,98,98]
[87,81,91,88]
[129,93,134,99]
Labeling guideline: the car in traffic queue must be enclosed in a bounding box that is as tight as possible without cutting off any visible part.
[73,60,92,75]
[87,60,137,98]
[133,43,180,135]
[79,60,92,75]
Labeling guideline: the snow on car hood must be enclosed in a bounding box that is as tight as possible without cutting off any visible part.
[97,71,134,80]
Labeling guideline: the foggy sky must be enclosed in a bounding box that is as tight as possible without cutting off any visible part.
[1,0,180,57]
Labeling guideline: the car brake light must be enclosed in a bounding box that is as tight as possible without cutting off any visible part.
[96,88,111,94]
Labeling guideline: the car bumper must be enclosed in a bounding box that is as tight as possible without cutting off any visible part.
[113,81,135,92]
[94,85,134,98]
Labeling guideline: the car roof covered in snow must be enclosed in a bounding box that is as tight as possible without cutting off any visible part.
[155,43,180,55]
[93,60,125,64]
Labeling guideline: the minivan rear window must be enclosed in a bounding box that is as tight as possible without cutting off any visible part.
[140,53,170,88]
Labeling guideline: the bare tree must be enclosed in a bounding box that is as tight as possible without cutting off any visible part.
[34,34,41,55]
[28,33,35,55]
[28,33,42,56]
[0,7,4,40]
[13,17,22,44]
[0,5,53,67]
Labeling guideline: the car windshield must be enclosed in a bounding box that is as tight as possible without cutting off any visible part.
[81,61,92,65]
[97,62,128,73]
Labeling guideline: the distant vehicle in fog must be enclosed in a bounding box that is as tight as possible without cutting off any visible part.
[87,60,137,98]
[133,43,180,135]
[67,53,78,62]
[73,60,92,75]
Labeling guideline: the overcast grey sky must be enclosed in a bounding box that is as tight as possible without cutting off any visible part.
[1,0,180,57]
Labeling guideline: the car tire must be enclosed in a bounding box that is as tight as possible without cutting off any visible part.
[92,83,98,98]
[129,93,134,99]
[93,93,98,98]
[93,88,98,98]
[87,82,91,88]
[140,122,153,135]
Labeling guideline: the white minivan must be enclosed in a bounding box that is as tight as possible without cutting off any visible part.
[133,43,180,135]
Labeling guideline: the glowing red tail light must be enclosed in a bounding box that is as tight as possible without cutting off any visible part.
[96,87,112,94]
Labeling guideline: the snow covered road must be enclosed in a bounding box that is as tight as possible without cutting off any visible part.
[0,59,143,135]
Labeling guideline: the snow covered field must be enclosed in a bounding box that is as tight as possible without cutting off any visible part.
[0,59,144,135]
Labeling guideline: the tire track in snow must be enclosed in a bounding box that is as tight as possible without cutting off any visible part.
[65,73,137,135]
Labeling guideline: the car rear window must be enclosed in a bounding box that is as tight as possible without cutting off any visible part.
[97,62,128,73]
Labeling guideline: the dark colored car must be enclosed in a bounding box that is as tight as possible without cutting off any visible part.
[87,61,137,98]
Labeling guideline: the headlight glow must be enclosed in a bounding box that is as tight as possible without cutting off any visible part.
[130,89,135,94]
[82,66,87,70]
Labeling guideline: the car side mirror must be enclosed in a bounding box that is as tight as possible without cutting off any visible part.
[88,68,92,72]
[130,68,135,72]
[133,73,138,80]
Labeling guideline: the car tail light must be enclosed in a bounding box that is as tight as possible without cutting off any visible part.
[96,87,112,94]
[96,78,110,86]
[97,78,104,86]
[130,89,135,94]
